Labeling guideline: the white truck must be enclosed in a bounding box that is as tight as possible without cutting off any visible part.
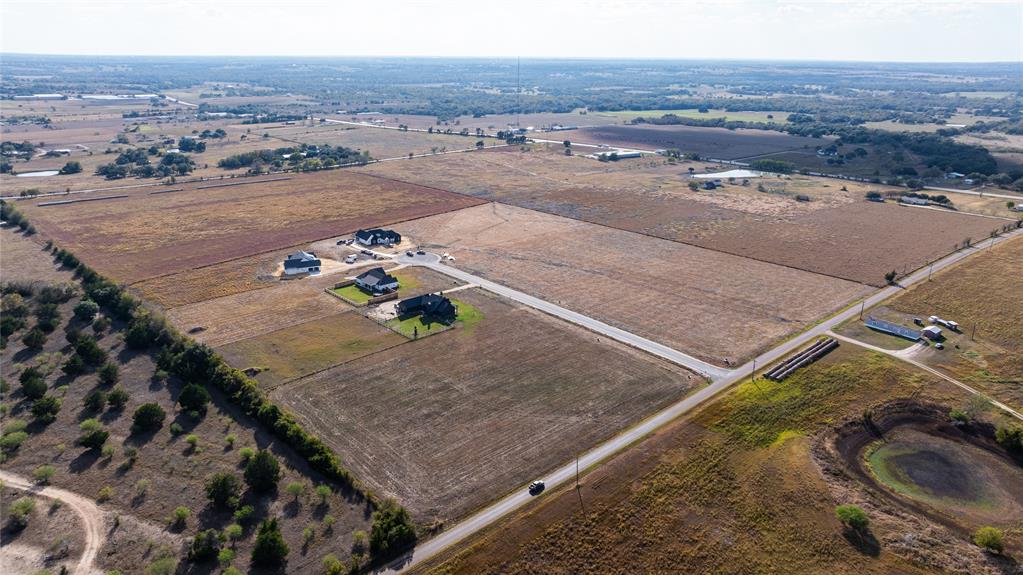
[929,315,959,331]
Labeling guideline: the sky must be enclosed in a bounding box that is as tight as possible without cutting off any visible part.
[2,0,1021,62]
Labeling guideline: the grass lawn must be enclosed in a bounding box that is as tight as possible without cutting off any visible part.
[332,284,373,304]
[386,297,482,338]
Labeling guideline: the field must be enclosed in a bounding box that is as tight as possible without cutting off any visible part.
[392,202,870,365]
[562,124,829,158]
[265,123,498,159]
[0,230,373,573]
[270,288,702,522]
[886,236,1023,407]
[363,147,1002,285]
[15,169,483,283]
[325,111,615,132]
[420,348,1019,575]
[590,108,787,124]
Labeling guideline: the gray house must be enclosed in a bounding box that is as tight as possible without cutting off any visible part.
[283,251,321,275]
[354,267,399,294]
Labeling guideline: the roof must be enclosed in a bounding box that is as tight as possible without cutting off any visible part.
[356,267,398,288]
[355,228,401,240]
[922,326,942,335]
[693,169,762,179]
[284,251,320,269]
[397,293,457,319]
[865,316,921,341]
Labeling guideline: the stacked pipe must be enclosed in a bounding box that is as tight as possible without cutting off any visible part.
[764,338,839,381]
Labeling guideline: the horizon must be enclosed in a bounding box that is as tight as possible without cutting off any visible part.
[3,0,1021,63]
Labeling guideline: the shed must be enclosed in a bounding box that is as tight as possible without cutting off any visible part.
[922,326,943,340]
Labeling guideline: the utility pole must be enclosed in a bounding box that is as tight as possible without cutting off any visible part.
[928,262,933,281]
[575,454,580,490]
[971,323,976,341]
[859,300,865,320]
[751,358,756,383]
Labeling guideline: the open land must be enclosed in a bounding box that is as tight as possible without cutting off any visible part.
[267,123,496,159]
[592,108,788,124]
[270,288,702,522]
[561,124,830,158]
[15,169,483,283]
[391,202,871,365]
[363,147,1003,285]
[418,348,1021,575]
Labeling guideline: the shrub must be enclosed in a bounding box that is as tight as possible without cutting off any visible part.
[948,409,970,423]
[84,389,108,412]
[73,300,99,322]
[205,472,241,509]
[0,431,29,452]
[33,464,56,484]
[835,504,869,531]
[995,425,1023,451]
[7,496,35,530]
[178,383,210,414]
[132,403,166,432]
[352,529,367,553]
[233,505,254,524]
[973,526,1004,553]
[188,528,222,562]
[225,433,236,448]
[323,554,344,575]
[97,485,114,502]
[316,484,331,505]
[20,367,47,399]
[135,479,150,495]
[286,481,305,500]
[61,353,85,377]
[251,518,289,566]
[92,316,110,334]
[185,434,199,447]
[171,506,191,528]
[370,498,417,558]
[31,395,61,423]
[169,422,183,435]
[102,444,116,458]
[144,557,177,575]
[244,450,281,492]
[97,361,119,386]
[107,387,129,409]
[77,418,109,449]
[303,524,315,543]
[74,335,107,366]
[238,447,255,461]
[223,523,243,543]
[3,419,27,435]
[323,514,336,532]
[222,568,242,575]
[217,547,235,567]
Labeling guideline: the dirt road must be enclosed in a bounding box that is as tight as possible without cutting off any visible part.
[0,470,105,575]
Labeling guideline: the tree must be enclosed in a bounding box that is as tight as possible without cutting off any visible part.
[7,497,35,531]
[77,418,109,450]
[188,528,222,562]
[84,389,108,412]
[20,367,47,399]
[132,402,166,432]
[244,450,282,492]
[973,526,1004,553]
[97,361,119,386]
[21,327,47,350]
[74,334,107,366]
[62,353,85,377]
[31,395,62,423]
[59,161,83,175]
[73,300,99,322]
[205,472,241,509]
[178,383,210,413]
[835,504,869,532]
[286,481,305,500]
[884,270,897,284]
[370,498,417,558]
[251,518,289,566]
[107,387,129,409]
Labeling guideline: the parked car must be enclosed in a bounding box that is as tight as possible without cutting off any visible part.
[935,342,944,350]
[913,318,923,326]
[528,480,545,496]
[344,255,358,264]
[361,249,372,256]
[416,250,426,255]
[406,250,414,257]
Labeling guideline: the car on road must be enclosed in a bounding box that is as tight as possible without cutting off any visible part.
[416,250,426,255]
[344,255,358,264]
[361,249,372,256]
[528,480,545,496]
[406,250,414,257]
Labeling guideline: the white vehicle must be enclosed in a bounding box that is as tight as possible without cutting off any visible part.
[929,315,959,331]
[344,254,358,264]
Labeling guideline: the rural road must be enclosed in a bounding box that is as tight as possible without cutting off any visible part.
[828,332,1023,421]
[378,227,1023,573]
[0,470,105,575]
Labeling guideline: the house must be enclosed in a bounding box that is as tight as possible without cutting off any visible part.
[283,251,321,275]
[355,228,402,246]
[944,172,965,179]
[900,196,930,206]
[354,267,399,294]
[922,326,943,340]
[396,293,457,323]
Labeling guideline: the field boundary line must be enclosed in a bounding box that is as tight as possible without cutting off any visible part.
[263,338,411,393]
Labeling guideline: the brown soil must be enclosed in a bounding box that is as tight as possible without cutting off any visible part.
[0,490,87,575]
[565,124,830,159]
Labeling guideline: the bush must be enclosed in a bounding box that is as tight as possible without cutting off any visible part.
[205,472,241,509]
[73,300,99,322]
[316,484,331,505]
[223,523,243,542]
[33,464,56,484]
[217,547,235,567]
[973,526,1004,553]
[233,505,254,524]
[244,450,281,492]
[20,368,48,400]
[97,361,119,386]
[92,316,110,334]
[107,387,129,409]
[31,395,61,423]
[74,335,107,366]
[835,504,869,531]
[7,496,35,530]
[144,557,177,575]
[177,383,210,414]
[132,403,166,432]
[171,506,191,528]
[251,518,289,566]
[370,498,417,558]
[77,418,109,449]
[286,481,305,500]
[84,389,108,412]
[188,528,222,562]
[238,447,255,461]
[21,327,47,350]
[948,409,970,423]
[61,353,85,377]
[995,425,1023,451]
[0,431,29,452]
[97,485,114,502]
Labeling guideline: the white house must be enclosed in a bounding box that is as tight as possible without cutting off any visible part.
[283,251,321,275]
[354,267,399,294]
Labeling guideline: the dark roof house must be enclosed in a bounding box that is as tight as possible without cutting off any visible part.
[354,267,400,294]
[283,251,321,275]
[355,228,402,246]
[396,293,457,322]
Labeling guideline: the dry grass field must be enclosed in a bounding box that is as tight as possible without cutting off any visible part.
[16,170,483,283]
[887,236,1023,407]
[363,148,1004,285]
[267,123,493,159]
[394,202,871,365]
[420,348,1015,575]
[563,124,829,158]
[270,288,702,522]
[0,227,70,283]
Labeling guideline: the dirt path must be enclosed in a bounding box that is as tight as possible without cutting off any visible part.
[0,470,105,575]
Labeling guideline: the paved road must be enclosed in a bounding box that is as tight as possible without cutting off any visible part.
[828,332,1023,421]
[0,470,105,575]
[922,185,1023,201]
[377,227,1023,574]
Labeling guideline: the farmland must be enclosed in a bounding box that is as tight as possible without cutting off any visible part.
[267,123,497,159]
[561,124,829,158]
[270,288,702,522]
[364,147,1003,285]
[15,170,483,283]
[393,202,871,365]
[421,348,1018,575]
[591,108,787,124]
